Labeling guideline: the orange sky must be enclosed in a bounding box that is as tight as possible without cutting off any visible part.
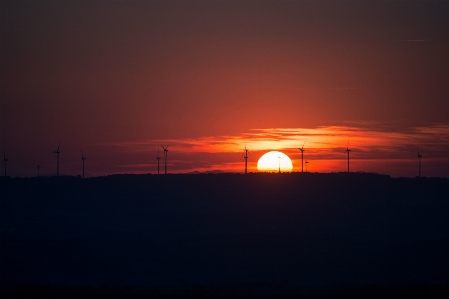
[1,1,449,178]
[101,125,448,177]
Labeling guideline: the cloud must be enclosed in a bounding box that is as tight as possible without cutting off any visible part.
[398,39,430,42]
[104,124,449,177]
[109,124,449,155]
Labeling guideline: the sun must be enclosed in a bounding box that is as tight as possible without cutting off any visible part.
[257,151,293,172]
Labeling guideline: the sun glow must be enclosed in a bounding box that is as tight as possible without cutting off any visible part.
[257,151,293,172]
[108,125,449,177]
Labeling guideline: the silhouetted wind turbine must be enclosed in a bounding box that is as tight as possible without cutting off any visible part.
[344,145,351,173]
[3,152,8,177]
[418,151,422,177]
[37,165,41,177]
[305,159,309,173]
[278,156,281,173]
[81,153,86,178]
[156,149,161,175]
[53,142,61,176]
[298,142,305,173]
[241,146,249,174]
[161,144,169,174]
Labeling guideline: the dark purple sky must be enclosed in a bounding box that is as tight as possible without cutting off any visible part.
[1,1,448,177]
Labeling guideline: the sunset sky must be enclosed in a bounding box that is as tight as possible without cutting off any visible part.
[1,1,448,178]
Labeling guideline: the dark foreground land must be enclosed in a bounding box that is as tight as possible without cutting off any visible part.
[1,173,448,297]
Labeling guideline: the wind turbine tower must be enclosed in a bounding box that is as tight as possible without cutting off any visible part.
[156,150,161,175]
[278,156,281,173]
[345,146,351,173]
[37,165,41,177]
[53,142,61,176]
[81,154,86,178]
[305,160,309,173]
[298,142,305,173]
[418,151,422,177]
[242,146,249,174]
[3,152,8,177]
[161,144,169,174]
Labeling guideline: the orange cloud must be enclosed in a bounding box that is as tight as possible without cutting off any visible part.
[106,124,449,177]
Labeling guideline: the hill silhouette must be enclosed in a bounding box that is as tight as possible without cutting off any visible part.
[1,173,448,293]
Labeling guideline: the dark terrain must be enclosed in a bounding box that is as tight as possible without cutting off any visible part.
[1,173,448,297]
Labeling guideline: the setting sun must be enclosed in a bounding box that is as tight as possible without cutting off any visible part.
[257,151,293,172]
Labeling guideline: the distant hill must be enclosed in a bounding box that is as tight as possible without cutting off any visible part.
[186,170,227,174]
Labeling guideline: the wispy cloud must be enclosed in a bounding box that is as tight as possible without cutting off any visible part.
[398,39,431,42]
[105,124,449,177]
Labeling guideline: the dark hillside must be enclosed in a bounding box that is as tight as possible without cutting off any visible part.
[1,173,448,290]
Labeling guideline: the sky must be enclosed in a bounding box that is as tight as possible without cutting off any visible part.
[1,0,449,178]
